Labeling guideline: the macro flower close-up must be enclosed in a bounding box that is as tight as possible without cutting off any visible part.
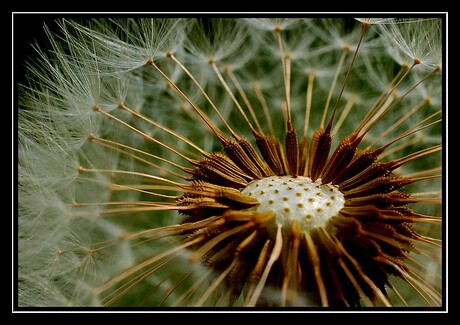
[16,15,445,309]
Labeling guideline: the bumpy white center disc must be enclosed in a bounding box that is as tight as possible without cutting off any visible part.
[241,176,345,232]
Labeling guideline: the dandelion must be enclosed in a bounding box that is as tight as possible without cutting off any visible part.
[17,16,444,308]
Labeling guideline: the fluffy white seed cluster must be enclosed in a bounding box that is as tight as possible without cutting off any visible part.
[17,17,443,307]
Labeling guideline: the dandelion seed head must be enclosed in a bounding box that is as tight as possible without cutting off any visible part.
[183,19,255,70]
[18,16,444,308]
[241,18,306,32]
[375,18,443,71]
[355,18,396,26]
[62,18,190,72]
